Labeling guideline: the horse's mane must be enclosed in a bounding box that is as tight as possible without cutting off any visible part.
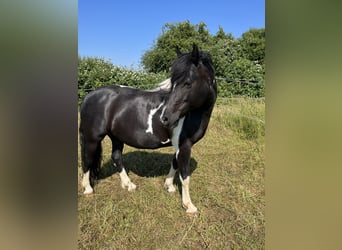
[150,46,214,92]
[171,50,214,86]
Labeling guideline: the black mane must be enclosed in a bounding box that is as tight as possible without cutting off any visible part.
[171,48,214,87]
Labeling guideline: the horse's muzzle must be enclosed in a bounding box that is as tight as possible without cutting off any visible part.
[160,115,180,130]
[160,115,170,127]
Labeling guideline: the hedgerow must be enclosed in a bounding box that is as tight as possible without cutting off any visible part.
[78,57,167,105]
[78,56,264,105]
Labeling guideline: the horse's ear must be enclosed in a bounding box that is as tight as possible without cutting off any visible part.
[176,46,182,57]
[191,43,200,66]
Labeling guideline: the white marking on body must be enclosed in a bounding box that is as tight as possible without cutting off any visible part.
[118,85,133,88]
[175,149,180,160]
[179,175,197,213]
[145,101,164,134]
[161,138,170,144]
[82,170,93,194]
[119,168,136,191]
[160,106,166,122]
[164,162,177,193]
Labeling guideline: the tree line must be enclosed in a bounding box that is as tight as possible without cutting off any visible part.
[78,21,265,104]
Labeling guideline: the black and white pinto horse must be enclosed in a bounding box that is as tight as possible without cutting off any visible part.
[80,44,217,214]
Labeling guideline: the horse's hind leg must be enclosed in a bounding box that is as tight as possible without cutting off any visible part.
[80,133,103,194]
[110,138,136,191]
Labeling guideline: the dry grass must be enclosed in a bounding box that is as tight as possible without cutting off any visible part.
[78,98,265,249]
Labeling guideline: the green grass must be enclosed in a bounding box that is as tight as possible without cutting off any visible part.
[78,98,265,249]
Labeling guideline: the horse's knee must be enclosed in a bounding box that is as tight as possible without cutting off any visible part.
[111,150,121,162]
[179,166,191,182]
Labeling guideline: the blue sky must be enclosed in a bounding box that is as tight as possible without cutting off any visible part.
[78,0,265,68]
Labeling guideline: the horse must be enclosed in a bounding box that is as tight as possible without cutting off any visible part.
[79,44,217,214]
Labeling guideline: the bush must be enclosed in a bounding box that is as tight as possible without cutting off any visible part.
[217,79,265,98]
[78,56,167,105]
[78,55,265,106]
[140,22,265,98]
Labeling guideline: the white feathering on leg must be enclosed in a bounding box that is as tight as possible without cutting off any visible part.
[82,171,93,194]
[119,168,136,191]
[180,175,197,214]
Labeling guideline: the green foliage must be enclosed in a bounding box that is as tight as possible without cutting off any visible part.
[140,21,265,97]
[78,56,167,105]
[217,79,265,98]
[141,21,212,73]
[238,28,265,64]
[78,21,265,102]
[216,57,265,97]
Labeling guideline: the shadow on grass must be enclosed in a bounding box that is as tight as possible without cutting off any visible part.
[98,151,197,180]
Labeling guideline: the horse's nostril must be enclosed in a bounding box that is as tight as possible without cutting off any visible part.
[161,116,169,125]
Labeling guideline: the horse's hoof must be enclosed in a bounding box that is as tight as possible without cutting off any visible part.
[182,202,198,215]
[127,182,136,191]
[83,187,94,195]
[164,183,176,193]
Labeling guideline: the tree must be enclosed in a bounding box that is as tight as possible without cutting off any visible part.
[140,22,265,97]
[209,35,240,77]
[238,28,265,64]
[141,21,211,73]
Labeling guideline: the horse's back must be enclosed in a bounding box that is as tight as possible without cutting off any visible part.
[79,85,164,138]
[79,86,121,138]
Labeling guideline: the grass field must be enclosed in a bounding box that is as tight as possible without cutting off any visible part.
[78,98,265,249]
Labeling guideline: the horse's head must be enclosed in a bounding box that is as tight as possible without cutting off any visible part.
[160,44,216,129]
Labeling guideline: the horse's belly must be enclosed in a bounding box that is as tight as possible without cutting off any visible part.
[123,132,171,149]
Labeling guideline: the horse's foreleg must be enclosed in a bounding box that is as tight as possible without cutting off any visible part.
[177,141,197,214]
[111,139,136,191]
[164,155,177,193]
[179,175,197,214]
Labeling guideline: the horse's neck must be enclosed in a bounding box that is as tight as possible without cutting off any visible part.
[203,91,217,113]
[193,93,217,126]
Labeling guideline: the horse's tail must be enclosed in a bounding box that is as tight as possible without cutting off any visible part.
[149,78,172,91]
[79,121,103,183]
[90,141,102,181]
